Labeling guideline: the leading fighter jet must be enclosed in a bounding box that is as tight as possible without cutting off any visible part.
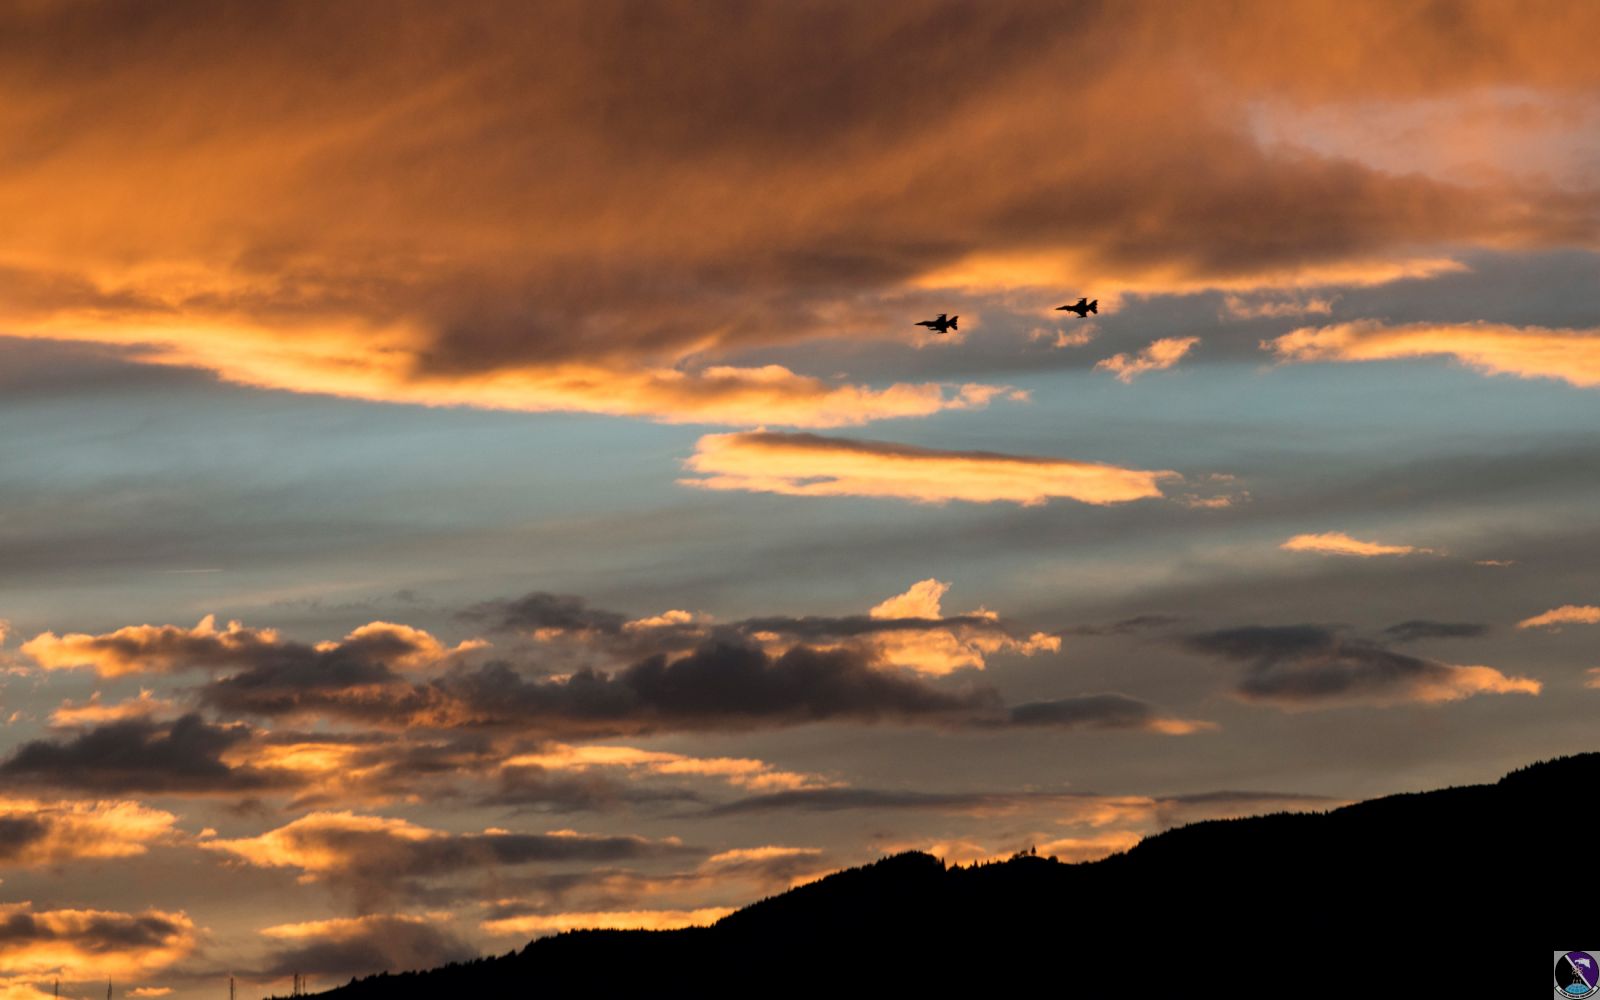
[915,313,958,334]
[1056,297,1098,317]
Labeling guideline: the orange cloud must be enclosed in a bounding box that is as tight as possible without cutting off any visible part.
[622,610,709,632]
[1280,532,1426,557]
[218,739,420,808]
[1407,666,1542,702]
[0,902,195,979]
[49,690,174,727]
[23,615,276,677]
[502,744,833,793]
[1265,322,1600,387]
[1,4,1591,427]
[681,431,1179,506]
[704,846,823,867]
[200,812,435,876]
[852,579,1058,676]
[200,812,680,891]
[0,797,177,866]
[1517,605,1600,629]
[259,914,437,943]
[128,989,172,998]
[480,908,732,937]
[3,315,1011,427]
[1096,337,1200,382]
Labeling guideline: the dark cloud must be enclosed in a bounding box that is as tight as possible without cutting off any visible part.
[462,592,629,636]
[0,713,276,794]
[202,639,1001,737]
[1181,624,1537,707]
[1006,694,1205,733]
[21,616,455,679]
[1382,620,1491,643]
[1058,615,1185,637]
[0,816,48,862]
[468,588,1018,647]
[0,902,196,969]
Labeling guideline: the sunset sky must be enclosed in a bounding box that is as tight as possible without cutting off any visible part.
[3,1,1600,996]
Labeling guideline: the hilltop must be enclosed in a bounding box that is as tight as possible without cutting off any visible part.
[308,753,1589,995]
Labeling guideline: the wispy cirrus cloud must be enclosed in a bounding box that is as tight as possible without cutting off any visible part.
[1095,337,1200,382]
[1265,322,1600,387]
[1221,293,1335,319]
[1517,605,1600,629]
[680,431,1179,506]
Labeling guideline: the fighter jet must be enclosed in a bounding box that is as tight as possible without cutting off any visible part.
[915,313,958,334]
[1056,297,1098,317]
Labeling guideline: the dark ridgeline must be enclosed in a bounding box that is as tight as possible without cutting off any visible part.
[297,754,1593,996]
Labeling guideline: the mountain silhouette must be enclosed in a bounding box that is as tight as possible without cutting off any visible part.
[303,753,1590,996]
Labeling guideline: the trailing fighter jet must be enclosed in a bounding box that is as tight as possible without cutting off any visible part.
[1056,297,1098,317]
[915,313,958,334]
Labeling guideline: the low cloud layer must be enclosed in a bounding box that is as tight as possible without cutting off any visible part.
[0,903,196,979]
[257,914,477,981]
[203,812,696,916]
[681,431,1179,506]
[0,797,177,867]
[480,906,732,937]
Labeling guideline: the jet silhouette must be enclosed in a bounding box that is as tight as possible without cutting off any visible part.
[915,314,958,334]
[1056,297,1097,317]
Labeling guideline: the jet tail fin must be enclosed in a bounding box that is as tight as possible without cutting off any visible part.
[949,316,958,330]
[1088,300,1098,314]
